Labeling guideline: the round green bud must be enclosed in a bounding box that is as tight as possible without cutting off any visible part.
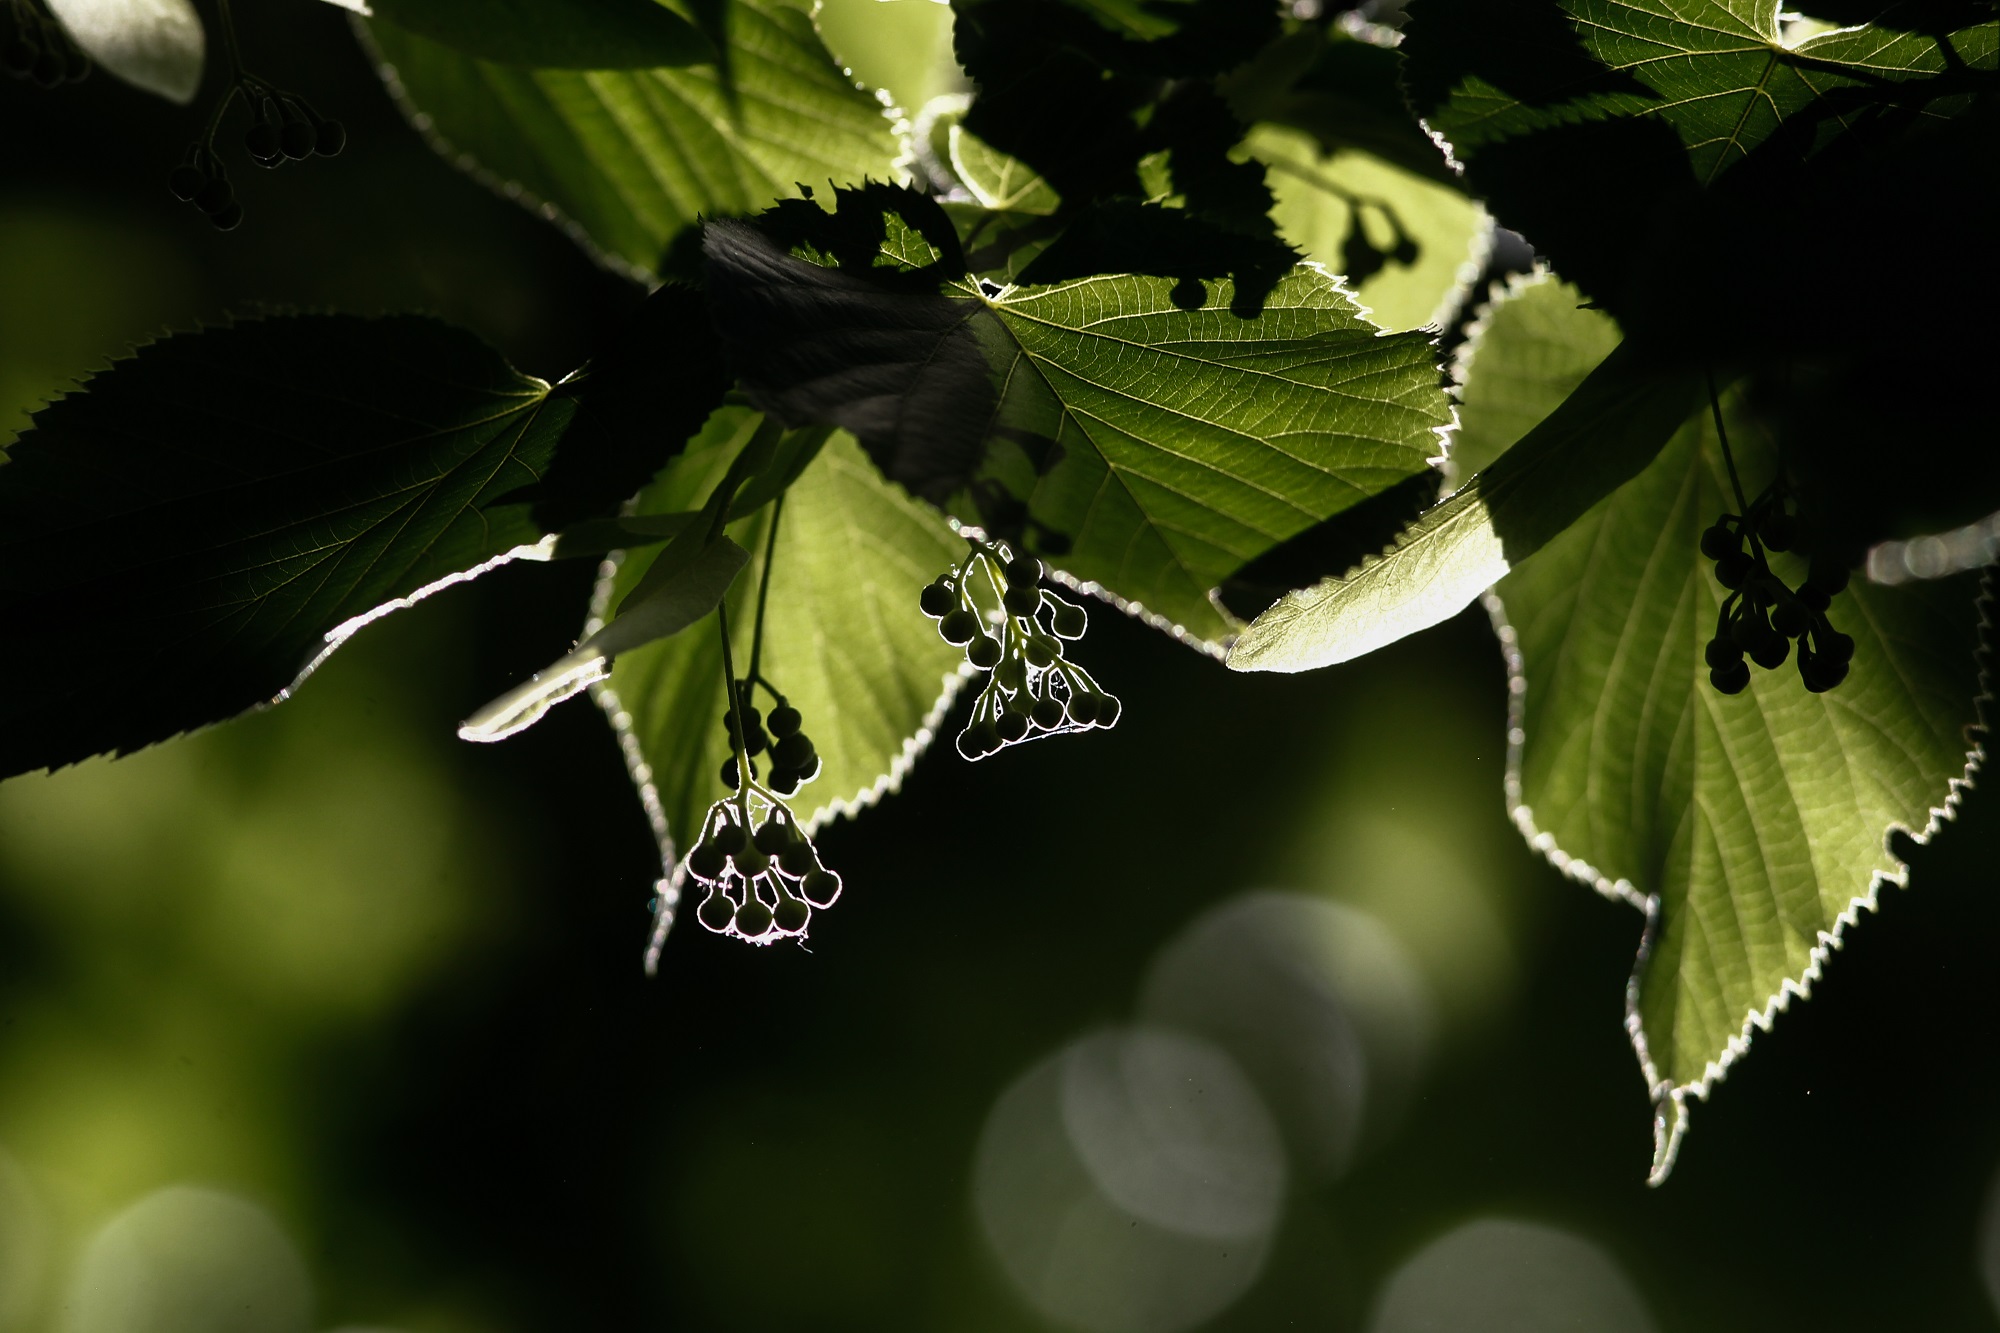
[711,822,747,855]
[920,580,957,619]
[754,820,795,855]
[778,842,816,876]
[1749,636,1789,670]
[733,842,770,876]
[1003,583,1042,618]
[1005,553,1042,587]
[957,719,1001,760]
[1802,654,1850,693]
[1051,602,1087,640]
[773,895,811,934]
[1770,599,1809,639]
[1730,611,1772,651]
[1066,691,1101,726]
[800,868,841,908]
[766,766,803,796]
[773,732,816,771]
[719,756,743,789]
[688,842,726,880]
[939,608,981,646]
[245,123,281,161]
[1704,637,1744,670]
[1798,583,1831,613]
[1714,552,1752,590]
[1710,660,1751,695]
[1024,636,1057,668]
[1031,696,1066,729]
[733,899,774,938]
[697,890,736,932]
[168,164,204,201]
[209,202,245,232]
[1093,694,1122,727]
[280,119,316,160]
[313,119,347,157]
[769,705,803,738]
[995,710,1030,743]
[967,634,1003,670]
[195,177,234,215]
[1818,628,1855,665]
[1699,523,1739,561]
[723,703,762,736]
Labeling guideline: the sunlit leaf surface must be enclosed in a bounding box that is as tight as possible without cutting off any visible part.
[704,188,1454,646]
[365,0,903,277]
[1461,274,1989,1179]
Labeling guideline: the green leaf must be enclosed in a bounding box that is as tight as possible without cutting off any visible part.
[1227,336,1703,673]
[1400,0,1999,331]
[1248,124,1489,333]
[1464,275,1990,1181]
[813,0,960,115]
[47,0,205,104]
[367,0,712,68]
[593,418,967,953]
[1445,270,1625,481]
[0,314,570,778]
[704,186,1454,646]
[1219,24,1459,187]
[949,126,1062,215]
[363,0,902,278]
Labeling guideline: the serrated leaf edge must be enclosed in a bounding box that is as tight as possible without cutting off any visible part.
[357,13,911,287]
[1482,572,1993,1185]
[1440,263,1560,485]
[7,310,562,734]
[355,16,655,285]
[1002,257,1455,661]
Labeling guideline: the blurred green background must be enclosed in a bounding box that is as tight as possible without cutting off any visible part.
[4,2,2000,1330]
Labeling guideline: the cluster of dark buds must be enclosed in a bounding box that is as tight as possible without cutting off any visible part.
[1,0,87,87]
[167,146,246,231]
[168,75,344,230]
[718,686,820,797]
[685,791,841,945]
[920,540,1119,759]
[1701,489,1853,695]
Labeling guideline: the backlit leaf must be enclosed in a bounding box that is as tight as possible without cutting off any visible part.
[1463,273,1990,1181]
[593,417,967,959]
[704,186,1454,647]
[364,0,903,278]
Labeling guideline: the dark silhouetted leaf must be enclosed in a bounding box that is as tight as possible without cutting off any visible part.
[0,314,569,777]
[1401,0,1998,343]
[525,284,731,530]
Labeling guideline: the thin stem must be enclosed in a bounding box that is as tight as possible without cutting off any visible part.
[213,0,246,79]
[745,492,784,689]
[1706,369,1750,517]
[715,601,755,823]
